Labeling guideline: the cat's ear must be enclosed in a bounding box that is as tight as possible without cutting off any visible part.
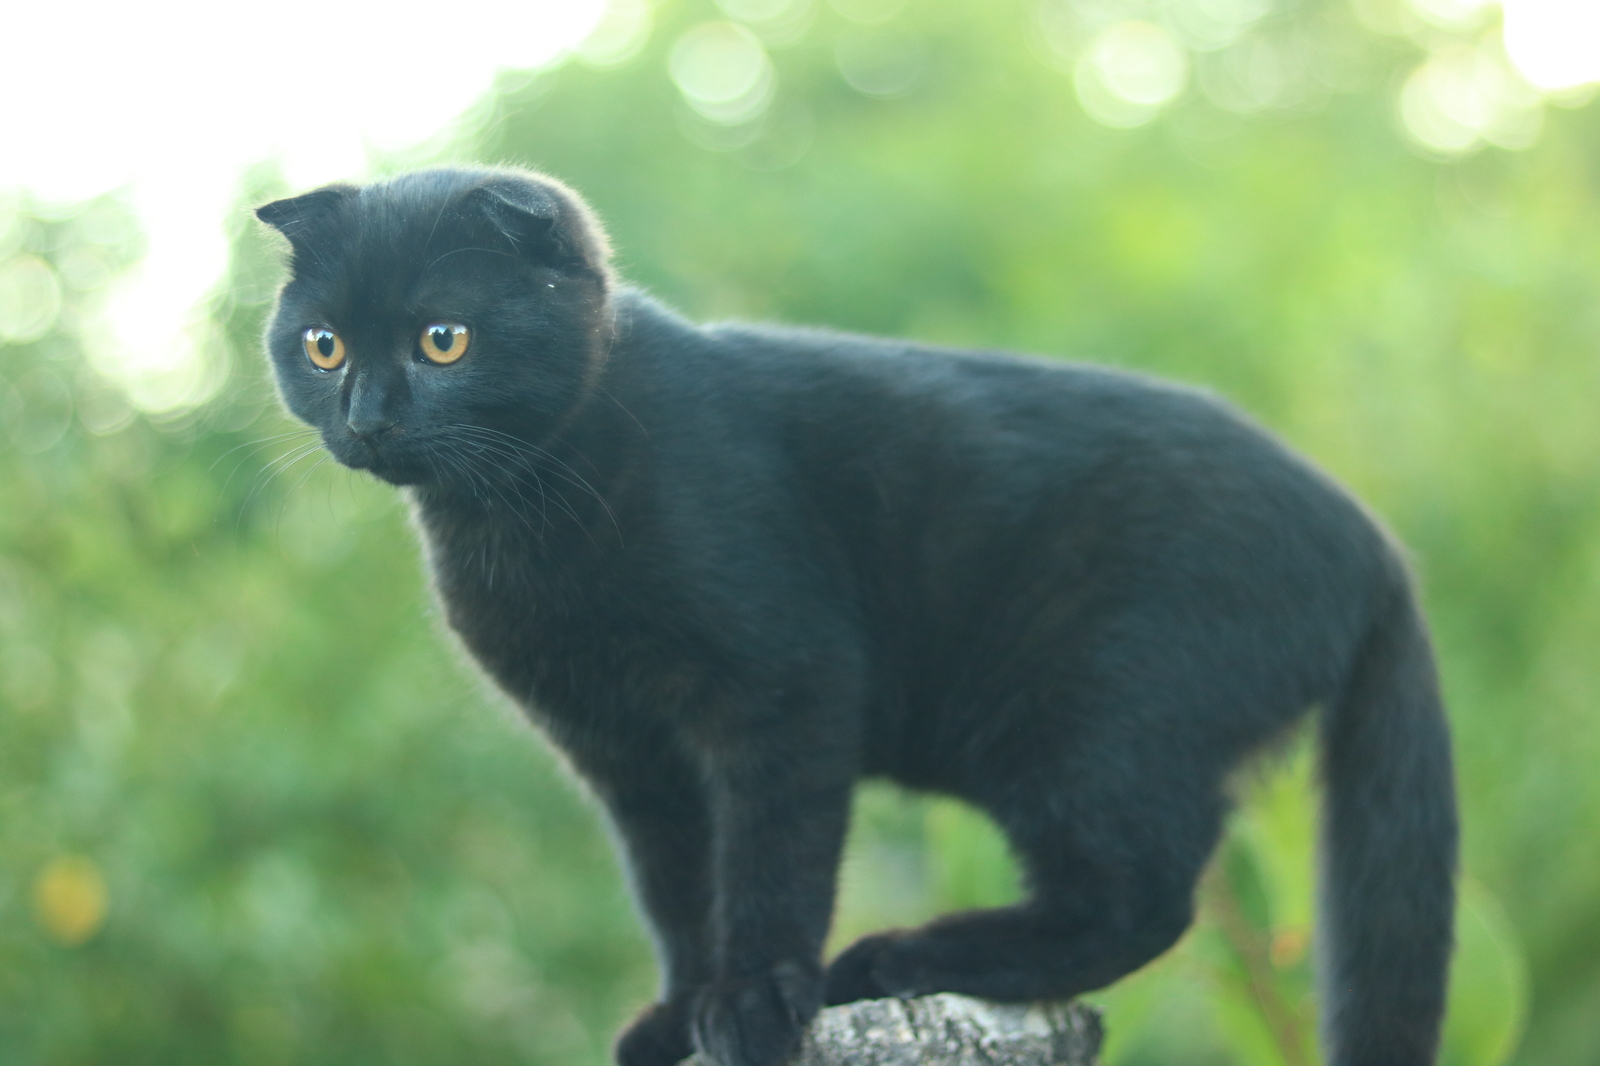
[462,176,612,280]
[255,185,357,244]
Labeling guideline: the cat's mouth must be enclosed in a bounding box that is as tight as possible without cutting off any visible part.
[327,433,430,487]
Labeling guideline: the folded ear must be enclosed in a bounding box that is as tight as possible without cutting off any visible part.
[255,184,357,243]
[462,175,612,279]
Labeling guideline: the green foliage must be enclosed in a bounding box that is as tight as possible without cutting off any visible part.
[3,0,1598,1063]
[1446,880,1531,1066]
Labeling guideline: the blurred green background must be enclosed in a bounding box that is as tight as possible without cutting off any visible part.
[2,0,1597,1063]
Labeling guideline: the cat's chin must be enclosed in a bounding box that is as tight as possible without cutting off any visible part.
[356,457,430,487]
[328,442,429,486]
[363,465,428,487]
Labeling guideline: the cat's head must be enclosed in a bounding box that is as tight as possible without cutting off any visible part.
[257,167,613,487]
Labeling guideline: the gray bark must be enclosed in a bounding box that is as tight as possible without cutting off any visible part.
[684,995,1103,1066]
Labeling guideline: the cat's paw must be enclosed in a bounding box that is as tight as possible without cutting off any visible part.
[822,932,903,1004]
[691,961,820,1066]
[615,999,694,1066]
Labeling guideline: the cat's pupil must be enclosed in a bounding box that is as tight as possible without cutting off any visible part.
[432,327,453,351]
[316,333,335,358]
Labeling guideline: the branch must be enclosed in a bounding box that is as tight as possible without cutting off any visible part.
[684,995,1103,1066]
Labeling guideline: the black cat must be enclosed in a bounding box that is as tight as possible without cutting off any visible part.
[258,167,1456,1066]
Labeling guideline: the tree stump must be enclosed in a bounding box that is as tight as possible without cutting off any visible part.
[683,995,1103,1066]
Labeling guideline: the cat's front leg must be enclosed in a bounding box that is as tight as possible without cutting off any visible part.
[616,998,698,1066]
[688,710,856,1066]
[565,733,716,1066]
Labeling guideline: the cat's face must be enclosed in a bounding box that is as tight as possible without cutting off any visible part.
[258,168,612,487]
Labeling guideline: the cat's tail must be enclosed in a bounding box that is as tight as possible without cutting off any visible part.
[1317,568,1458,1066]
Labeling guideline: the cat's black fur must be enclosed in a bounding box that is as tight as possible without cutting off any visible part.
[258,167,1457,1066]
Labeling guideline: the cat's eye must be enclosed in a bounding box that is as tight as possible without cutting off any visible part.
[302,328,346,370]
[420,322,470,365]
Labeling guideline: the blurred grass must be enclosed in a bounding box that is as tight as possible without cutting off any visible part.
[4,0,1600,1063]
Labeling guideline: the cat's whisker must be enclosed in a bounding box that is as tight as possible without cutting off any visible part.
[599,385,649,439]
[272,452,335,535]
[447,430,591,541]
[522,444,620,535]
[439,448,501,519]
[440,431,550,536]
[425,245,517,271]
[448,424,620,542]
[422,200,450,259]
[210,429,317,474]
[286,451,334,498]
[239,439,328,521]
[258,438,326,479]
[465,435,556,537]
[432,437,503,513]
[264,441,328,488]
[467,424,615,514]
[214,429,321,510]
[239,439,323,507]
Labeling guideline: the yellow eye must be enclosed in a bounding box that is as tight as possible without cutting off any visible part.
[302,328,346,370]
[420,322,470,365]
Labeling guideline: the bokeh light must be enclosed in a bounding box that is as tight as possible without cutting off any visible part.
[669,21,778,125]
[828,0,909,25]
[0,255,62,346]
[716,0,818,44]
[1392,0,1600,157]
[1075,20,1190,127]
[835,28,928,98]
[575,0,655,67]
[32,856,109,947]
[1501,0,1600,91]
[1401,41,1544,154]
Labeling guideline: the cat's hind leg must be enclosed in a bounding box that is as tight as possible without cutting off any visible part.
[824,707,1235,1005]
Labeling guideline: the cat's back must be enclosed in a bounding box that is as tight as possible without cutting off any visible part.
[658,306,1390,627]
[688,310,1324,513]
[614,295,1390,601]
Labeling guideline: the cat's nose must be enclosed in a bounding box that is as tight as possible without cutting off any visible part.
[347,413,398,439]
[346,369,404,440]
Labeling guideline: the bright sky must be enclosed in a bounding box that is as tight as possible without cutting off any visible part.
[0,0,1596,413]
[0,0,608,411]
